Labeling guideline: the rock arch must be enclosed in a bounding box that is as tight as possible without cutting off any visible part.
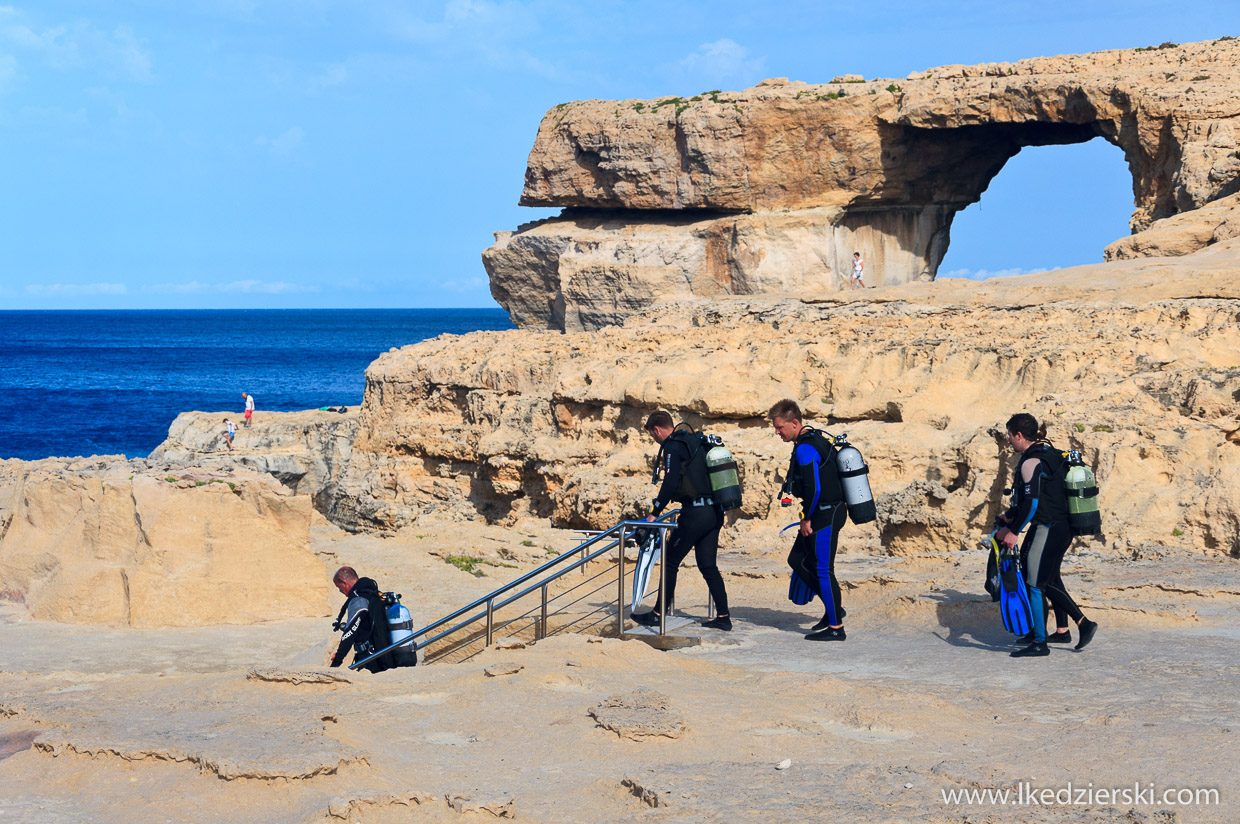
[484,39,1240,330]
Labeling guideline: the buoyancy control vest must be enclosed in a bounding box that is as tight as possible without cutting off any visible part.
[1012,442,1070,527]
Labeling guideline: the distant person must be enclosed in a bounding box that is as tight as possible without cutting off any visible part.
[223,419,235,451]
[770,399,848,641]
[850,252,868,289]
[242,392,255,428]
[631,410,732,632]
[329,566,416,672]
[995,413,1098,658]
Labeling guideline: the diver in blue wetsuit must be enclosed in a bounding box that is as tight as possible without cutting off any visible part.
[996,413,1099,658]
[770,399,848,642]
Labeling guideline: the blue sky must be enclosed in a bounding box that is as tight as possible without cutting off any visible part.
[0,1,1234,309]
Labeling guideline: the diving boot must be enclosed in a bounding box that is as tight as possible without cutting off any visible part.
[810,606,846,632]
[1010,642,1050,658]
[1075,619,1098,650]
[805,626,846,642]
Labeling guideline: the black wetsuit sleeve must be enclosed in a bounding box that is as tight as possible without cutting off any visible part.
[330,600,372,667]
[1002,459,1045,535]
[652,440,687,516]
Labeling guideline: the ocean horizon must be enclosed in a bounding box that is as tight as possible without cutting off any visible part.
[0,308,513,462]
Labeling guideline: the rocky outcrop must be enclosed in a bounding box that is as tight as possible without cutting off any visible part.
[486,38,1240,330]
[0,459,328,627]
[149,409,359,513]
[1105,193,1240,260]
[336,242,1240,559]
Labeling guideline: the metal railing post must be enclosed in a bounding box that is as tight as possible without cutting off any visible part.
[658,526,667,636]
[617,525,627,637]
[485,599,494,646]
[539,583,548,641]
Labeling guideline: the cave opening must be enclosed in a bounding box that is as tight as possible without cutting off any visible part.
[937,138,1134,281]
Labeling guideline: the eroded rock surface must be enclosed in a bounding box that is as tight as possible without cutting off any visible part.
[589,688,686,741]
[487,38,1240,329]
[0,460,328,627]
[150,409,359,513]
[336,247,1240,560]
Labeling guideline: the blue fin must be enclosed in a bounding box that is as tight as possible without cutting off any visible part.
[999,554,1033,635]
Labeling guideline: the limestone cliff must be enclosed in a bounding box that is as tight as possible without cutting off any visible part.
[336,242,1240,560]
[485,38,1240,331]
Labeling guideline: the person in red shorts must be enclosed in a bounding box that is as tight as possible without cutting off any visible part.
[241,392,255,427]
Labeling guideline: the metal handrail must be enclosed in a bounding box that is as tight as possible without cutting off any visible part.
[350,512,679,670]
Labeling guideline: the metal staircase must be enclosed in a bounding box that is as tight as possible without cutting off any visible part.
[351,511,700,669]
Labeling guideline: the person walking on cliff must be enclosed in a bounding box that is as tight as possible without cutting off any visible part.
[996,413,1098,657]
[223,418,235,451]
[850,252,869,289]
[771,399,848,641]
[241,391,255,427]
[632,410,733,632]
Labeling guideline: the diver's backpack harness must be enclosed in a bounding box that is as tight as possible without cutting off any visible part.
[1026,440,1102,537]
[651,422,743,511]
[781,427,876,525]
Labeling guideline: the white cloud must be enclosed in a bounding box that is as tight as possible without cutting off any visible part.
[438,276,489,293]
[382,0,554,78]
[937,267,1048,281]
[25,282,127,296]
[311,62,348,90]
[255,126,304,157]
[679,38,765,83]
[0,12,153,82]
[147,280,321,295]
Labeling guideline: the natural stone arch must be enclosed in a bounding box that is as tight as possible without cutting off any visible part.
[486,39,1240,330]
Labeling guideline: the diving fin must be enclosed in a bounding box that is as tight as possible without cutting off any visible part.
[630,527,663,614]
[998,545,1034,635]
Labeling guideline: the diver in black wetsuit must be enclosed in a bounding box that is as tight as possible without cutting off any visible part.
[330,566,406,673]
[996,414,1099,657]
[632,410,732,632]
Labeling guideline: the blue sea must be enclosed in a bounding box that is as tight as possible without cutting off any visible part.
[0,309,513,461]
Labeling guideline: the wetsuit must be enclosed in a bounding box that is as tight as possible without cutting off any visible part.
[649,431,729,616]
[785,428,846,626]
[1002,443,1083,643]
[331,577,395,673]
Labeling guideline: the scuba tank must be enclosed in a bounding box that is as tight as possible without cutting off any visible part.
[703,435,742,511]
[380,592,418,666]
[831,433,876,525]
[1062,450,1101,536]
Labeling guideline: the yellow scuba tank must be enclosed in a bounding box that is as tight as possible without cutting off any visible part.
[704,437,742,511]
[1062,450,1101,536]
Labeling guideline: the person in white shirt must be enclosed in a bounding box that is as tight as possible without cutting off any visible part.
[242,392,255,428]
[850,252,868,289]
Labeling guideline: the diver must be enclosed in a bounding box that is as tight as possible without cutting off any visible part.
[996,414,1099,657]
[633,410,732,631]
[770,399,848,642]
[329,566,414,672]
